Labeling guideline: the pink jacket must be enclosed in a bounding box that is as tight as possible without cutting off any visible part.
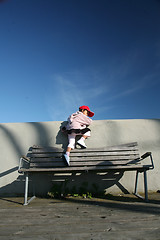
[66,111,92,130]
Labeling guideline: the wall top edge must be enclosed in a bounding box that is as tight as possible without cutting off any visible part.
[0,118,160,125]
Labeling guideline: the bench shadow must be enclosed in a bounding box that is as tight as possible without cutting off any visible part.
[1,170,160,207]
[0,171,126,200]
[63,194,160,215]
[52,171,129,195]
[0,197,23,205]
[0,166,19,178]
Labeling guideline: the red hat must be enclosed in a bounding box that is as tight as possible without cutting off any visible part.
[79,105,94,117]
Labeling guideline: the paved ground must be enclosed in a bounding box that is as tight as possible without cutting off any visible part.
[0,193,160,240]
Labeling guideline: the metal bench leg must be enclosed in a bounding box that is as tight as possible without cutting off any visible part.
[134,170,139,196]
[23,173,36,206]
[24,173,29,206]
[133,170,148,202]
[144,170,148,202]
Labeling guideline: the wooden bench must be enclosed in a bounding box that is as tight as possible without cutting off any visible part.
[18,142,154,205]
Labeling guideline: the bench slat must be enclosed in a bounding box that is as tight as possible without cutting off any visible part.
[19,164,150,173]
[30,151,139,158]
[31,142,138,153]
[30,159,141,168]
[31,153,63,158]
[71,155,139,160]
[30,155,139,163]
[71,150,139,156]
[30,162,65,167]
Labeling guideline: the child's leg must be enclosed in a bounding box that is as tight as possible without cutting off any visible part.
[77,131,91,148]
[64,133,76,166]
[83,131,91,138]
[67,133,76,151]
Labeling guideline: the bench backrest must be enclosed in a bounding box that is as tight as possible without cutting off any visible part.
[28,142,141,169]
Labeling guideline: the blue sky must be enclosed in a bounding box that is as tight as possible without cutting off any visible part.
[0,0,160,123]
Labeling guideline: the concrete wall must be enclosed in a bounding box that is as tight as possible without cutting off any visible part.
[0,119,160,197]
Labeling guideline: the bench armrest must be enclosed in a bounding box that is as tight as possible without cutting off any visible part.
[21,155,30,162]
[141,152,154,169]
[18,155,30,173]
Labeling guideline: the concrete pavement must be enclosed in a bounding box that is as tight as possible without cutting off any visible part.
[0,193,160,240]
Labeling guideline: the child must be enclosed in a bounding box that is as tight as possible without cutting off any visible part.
[63,105,94,166]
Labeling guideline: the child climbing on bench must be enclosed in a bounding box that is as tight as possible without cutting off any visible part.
[62,105,94,166]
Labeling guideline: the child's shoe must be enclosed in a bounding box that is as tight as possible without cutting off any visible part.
[77,139,87,148]
[63,153,70,166]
